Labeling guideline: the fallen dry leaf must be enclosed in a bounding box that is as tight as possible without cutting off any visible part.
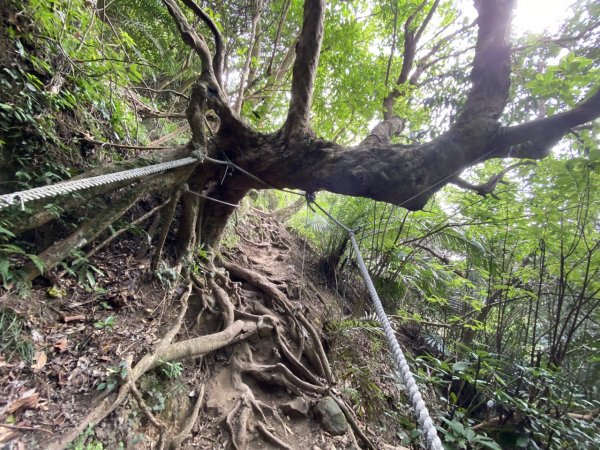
[0,426,18,444]
[3,389,40,415]
[31,352,47,372]
[54,338,68,352]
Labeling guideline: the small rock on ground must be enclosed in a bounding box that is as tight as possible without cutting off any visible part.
[313,396,347,436]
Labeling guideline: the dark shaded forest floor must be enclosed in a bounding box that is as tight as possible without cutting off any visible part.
[1,211,412,450]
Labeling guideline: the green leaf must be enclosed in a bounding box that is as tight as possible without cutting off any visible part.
[0,258,12,284]
[86,270,95,287]
[0,225,16,238]
[516,435,530,447]
[27,254,45,274]
[472,435,502,450]
[452,361,471,372]
[1,244,26,254]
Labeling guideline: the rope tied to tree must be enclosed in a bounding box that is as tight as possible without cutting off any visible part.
[308,197,444,450]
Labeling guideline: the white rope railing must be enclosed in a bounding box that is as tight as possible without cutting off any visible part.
[309,198,444,450]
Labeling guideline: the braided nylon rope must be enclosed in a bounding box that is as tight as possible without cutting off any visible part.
[0,157,198,211]
[349,233,444,450]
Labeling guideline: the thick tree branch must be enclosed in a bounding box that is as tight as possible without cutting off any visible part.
[234,0,263,115]
[453,0,513,132]
[255,84,598,210]
[215,1,600,213]
[492,88,600,158]
[180,0,225,87]
[282,0,325,139]
[162,0,212,74]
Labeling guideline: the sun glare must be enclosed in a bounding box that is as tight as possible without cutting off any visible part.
[512,0,576,34]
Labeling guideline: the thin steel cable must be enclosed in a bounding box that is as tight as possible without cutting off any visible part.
[310,199,444,450]
[207,155,305,196]
[0,157,198,211]
[183,189,240,208]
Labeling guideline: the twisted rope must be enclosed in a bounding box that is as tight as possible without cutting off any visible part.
[0,157,198,211]
[349,233,443,450]
[309,198,443,450]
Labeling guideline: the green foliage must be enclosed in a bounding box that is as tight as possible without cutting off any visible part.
[147,388,166,412]
[60,251,104,289]
[159,360,184,379]
[94,315,116,330]
[96,360,128,392]
[0,0,598,447]
[327,315,391,420]
[69,425,104,450]
[154,261,179,289]
[0,308,34,363]
[439,417,501,450]
[0,242,45,290]
[293,107,599,448]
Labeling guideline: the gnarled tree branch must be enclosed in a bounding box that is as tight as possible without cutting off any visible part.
[221,1,599,213]
[162,0,212,74]
[180,0,225,87]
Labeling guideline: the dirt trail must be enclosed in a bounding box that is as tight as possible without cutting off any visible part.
[0,213,409,450]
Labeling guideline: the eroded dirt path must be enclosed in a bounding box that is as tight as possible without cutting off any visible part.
[1,212,379,450]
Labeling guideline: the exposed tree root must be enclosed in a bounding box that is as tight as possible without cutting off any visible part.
[223,344,294,450]
[44,250,377,450]
[129,381,167,447]
[275,332,323,386]
[330,393,377,450]
[237,232,270,248]
[153,319,262,366]
[256,422,293,449]
[47,283,192,450]
[221,259,333,383]
[220,261,380,450]
[151,186,183,271]
[165,384,205,450]
[243,361,327,395]
[209,277,235,328]
[46,280,268,450]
